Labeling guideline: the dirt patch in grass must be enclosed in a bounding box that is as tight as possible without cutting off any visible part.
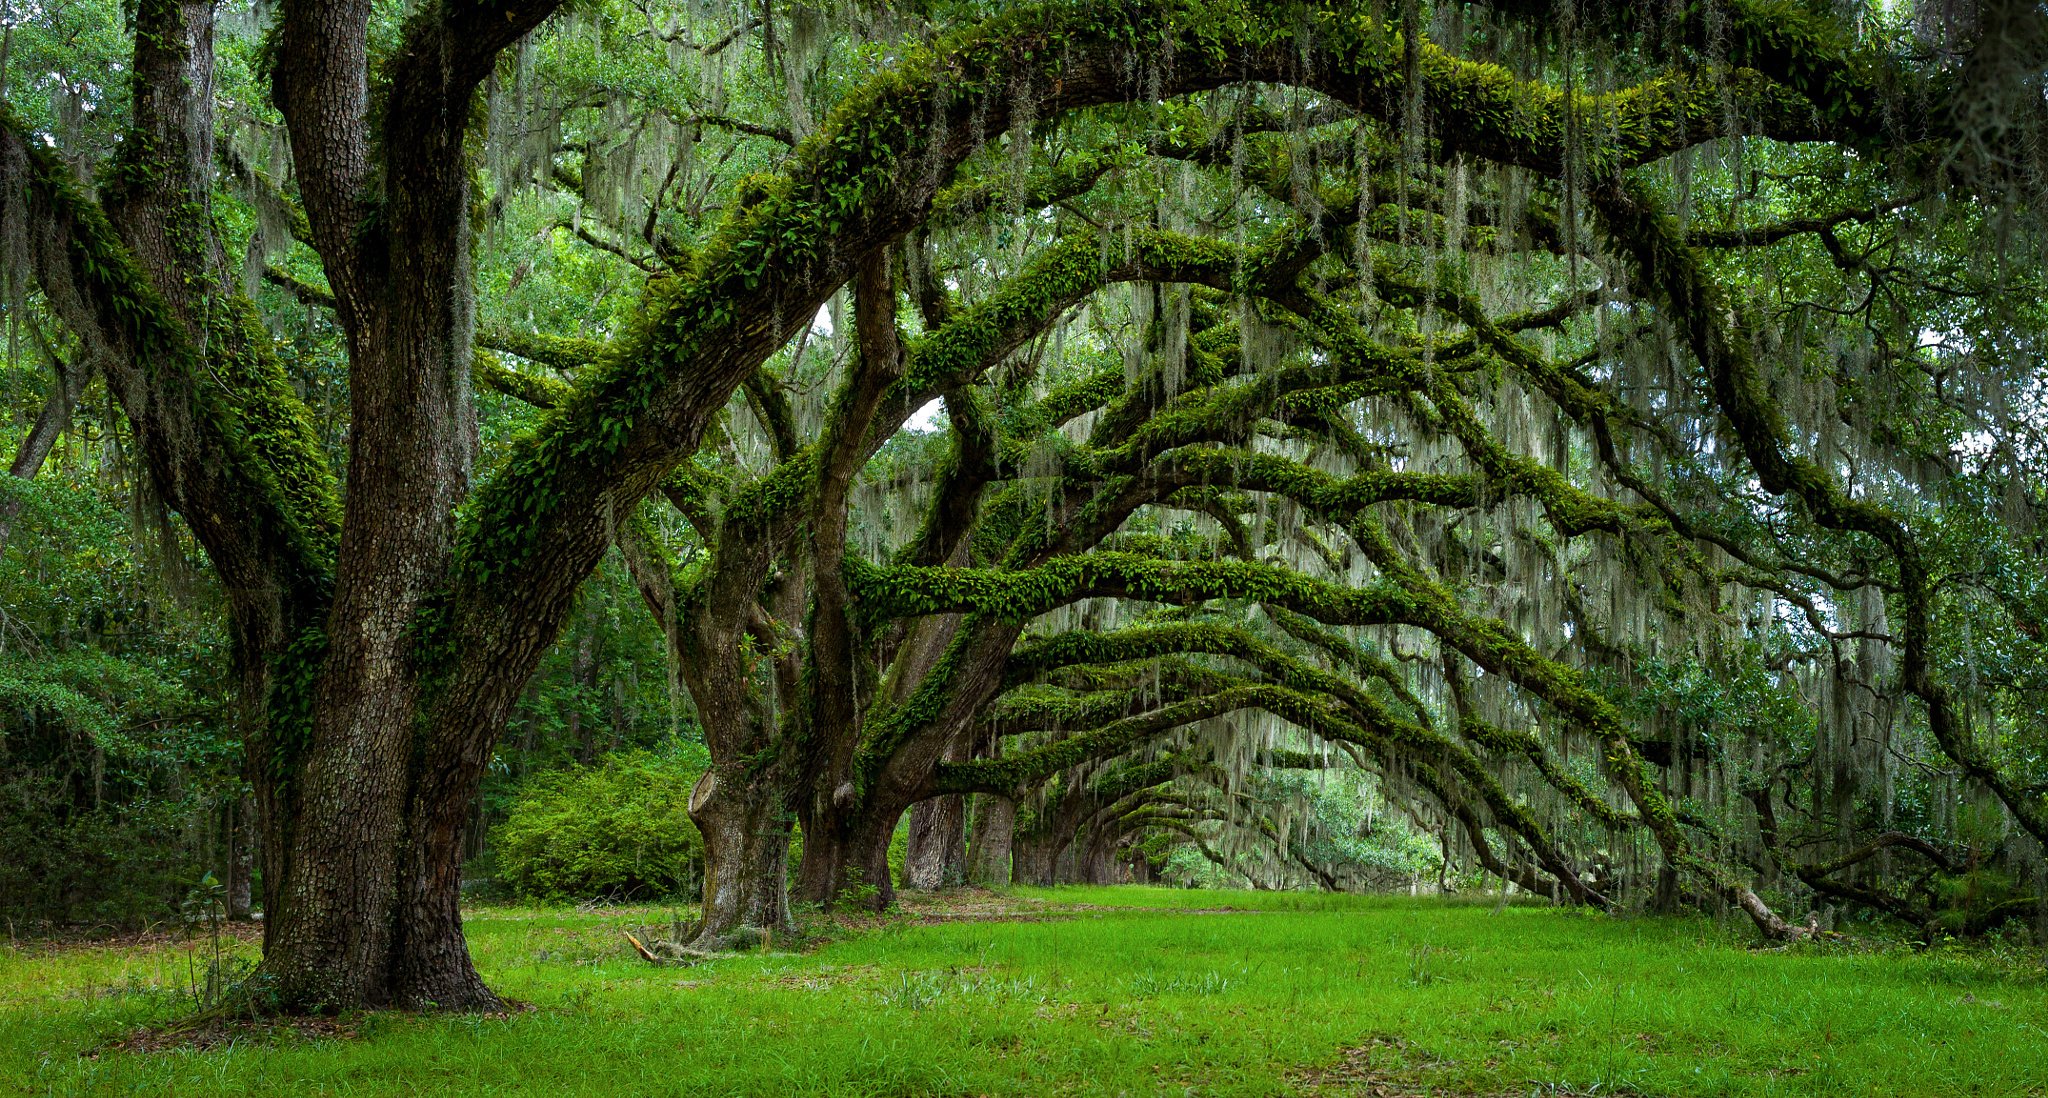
[96,1000,536,1055]
[6,922,264,956]
[622,889,1275,959]
[1288,1034,1489,1097]
[100,1013,371,1055]
[812,888,1271,933]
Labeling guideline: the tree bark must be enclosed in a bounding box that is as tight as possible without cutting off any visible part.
[967,794,1014,887]
[1011,829,1058,887]
[795,798,902,910]
[687,765,795,946]
[903,732,970,890]
[903,795,967,890]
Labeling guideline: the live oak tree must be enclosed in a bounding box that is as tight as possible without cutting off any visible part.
[1,0,2042,1010]
[587,0,2045,944]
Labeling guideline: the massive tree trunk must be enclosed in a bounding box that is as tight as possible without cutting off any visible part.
[795,796,905,909]
[903,795,967,890]
[251,0,562,1010]
[688,765,795,946]
[967,793,1015,887]
[903,734,970,890]
[1011,827,1059,887]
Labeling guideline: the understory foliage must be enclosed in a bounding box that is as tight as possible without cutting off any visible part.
[0,0,2044,1009]
[492,748,708,903]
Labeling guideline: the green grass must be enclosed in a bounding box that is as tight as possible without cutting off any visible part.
[3,889,2045,1096]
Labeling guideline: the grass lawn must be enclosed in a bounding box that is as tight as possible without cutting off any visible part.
[2,888,2044,1096]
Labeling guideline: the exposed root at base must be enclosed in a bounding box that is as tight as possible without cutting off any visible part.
[625,924,786,963]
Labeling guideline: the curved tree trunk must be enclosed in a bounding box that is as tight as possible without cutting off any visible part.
[688,766,795,946]
[795,799,902,910]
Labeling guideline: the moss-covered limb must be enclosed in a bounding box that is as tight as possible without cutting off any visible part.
[928,146,1129,228]
[1002,622,1323,691]
[1033,653,1248,700]
[741,371,800,463]
[474,353,716,537]
[897,391,999,569]
[932,98,1349,232]
[1261,606,1430,722]
[850,551,1413,628]
[936,683,1299,794]
[652,459,723,538]
[1294,19,1827,179]
[983,677,1208,741]
[1000,623,1428,756]
[1002,361,1124,440]
[1161,487,1256,561]
[1086,757,1187,803]
[1369,267,1669,448]
[1345,516,1797,930]
[263,265,339,309]
[474,351,573,410]
[857,227,1249,483]
[1260,748,1343,771]
[555,218,666,273]
[898,226,1243,398]
[1279,286,1637,540]
[478,327,607,375]
[1151,446,1486,521]
[1481,0,1919,147]
[1589,178,2048,852]
[1448,684,1636,831]
[1068,348,1428,500]
[1427,762,1579,902]
[1357,269,1885,635]
[0,111,338,597]
[1279,408,1398,470]
[1686,193,1924,249]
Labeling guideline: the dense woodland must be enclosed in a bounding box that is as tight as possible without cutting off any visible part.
[0,0,2044,1014]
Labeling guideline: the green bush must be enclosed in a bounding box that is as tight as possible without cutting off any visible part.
[492,751,705,902]
[0,772,214,927]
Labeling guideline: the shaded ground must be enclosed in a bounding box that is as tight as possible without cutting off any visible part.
[2,888,2044,1096]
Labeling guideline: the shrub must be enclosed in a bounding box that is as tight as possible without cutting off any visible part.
[0,772,213,927]
[492,751,705,903]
